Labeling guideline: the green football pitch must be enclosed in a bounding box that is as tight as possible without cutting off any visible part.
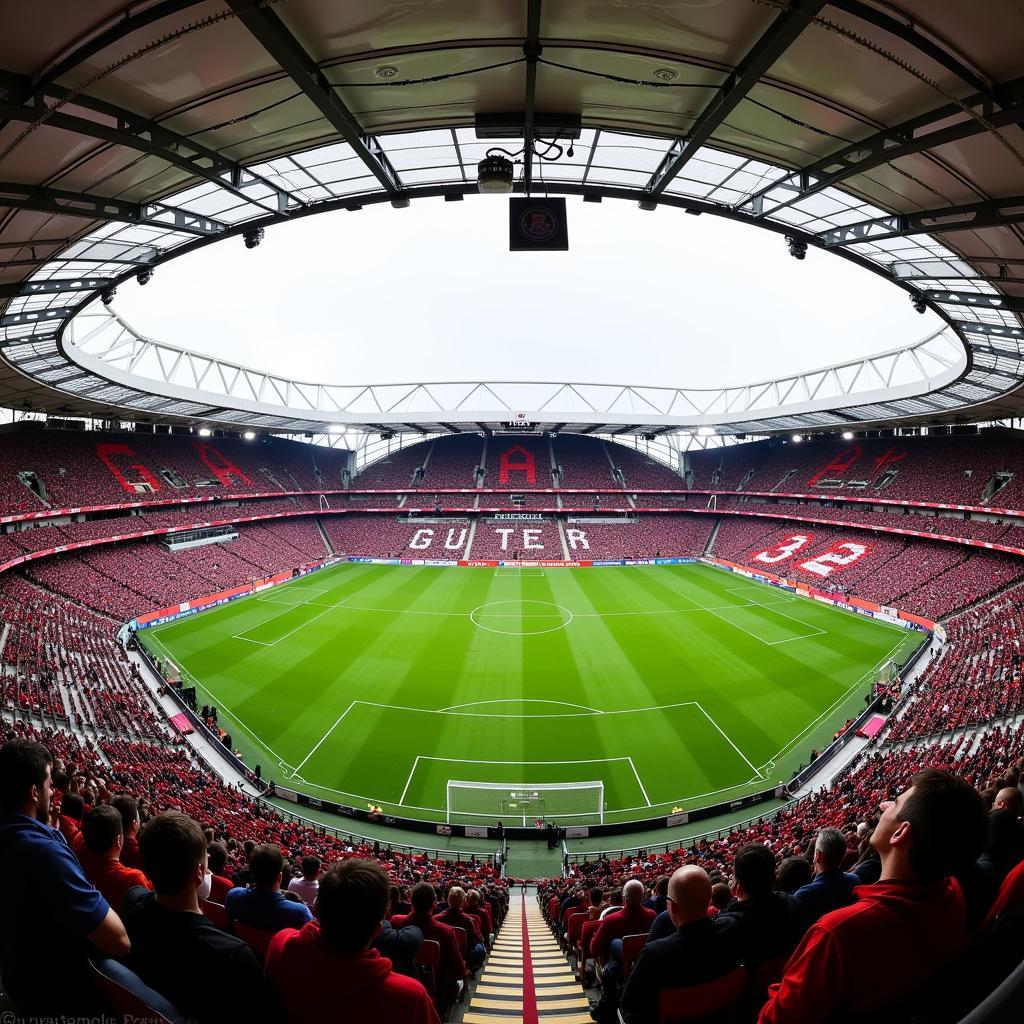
[141,561,922,826]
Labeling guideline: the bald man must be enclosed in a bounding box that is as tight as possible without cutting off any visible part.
[590,878,657,1021]
[994,786,1023,817]
[619,866,741,1024]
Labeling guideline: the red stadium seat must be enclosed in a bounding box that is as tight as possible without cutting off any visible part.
[90,958,179,1023]
[621,932,648,981]
[416,939,441,996]
[200,899,230,930]
[233,921,277,964]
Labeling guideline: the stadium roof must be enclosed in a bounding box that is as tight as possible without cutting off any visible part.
[1,0,1022,437]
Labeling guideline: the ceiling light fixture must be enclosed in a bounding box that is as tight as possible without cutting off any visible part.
[785,236,807,261]
[243,226,265,249]
[477,151,515,193]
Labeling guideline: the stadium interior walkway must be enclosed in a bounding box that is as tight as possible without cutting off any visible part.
[462,891,590,1024]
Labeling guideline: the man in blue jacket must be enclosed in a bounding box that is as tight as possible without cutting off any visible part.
[789,827,860,929]
[0,738,130,1014]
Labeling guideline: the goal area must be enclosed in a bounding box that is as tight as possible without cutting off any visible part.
[446,780,605,825]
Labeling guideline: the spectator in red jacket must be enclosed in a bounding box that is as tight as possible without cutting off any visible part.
[591,878,657,1020]
[111,794,143,870]
[392,881,466,1005]
[79,804,152,912]
[436,886,485,970]
[760,769,989,1023]
[57,791,84,845]
[266,859,439,1024]
[465,887,493,943]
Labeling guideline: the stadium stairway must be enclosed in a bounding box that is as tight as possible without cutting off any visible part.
[461,891,591,1024]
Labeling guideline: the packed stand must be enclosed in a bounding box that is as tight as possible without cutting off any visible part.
[0,722,508,1022]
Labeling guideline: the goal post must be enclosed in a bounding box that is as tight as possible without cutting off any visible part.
[445,780,605,826]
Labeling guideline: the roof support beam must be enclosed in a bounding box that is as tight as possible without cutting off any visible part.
[646,0,825,196]
[227,0,404,201]
[923,290,1024,313]
[522,0,543,196]
[0,86,297,217]
[0,182,228,235]
[738,76,1024,218]
[0,277,110,298]
[820,195,1024,246]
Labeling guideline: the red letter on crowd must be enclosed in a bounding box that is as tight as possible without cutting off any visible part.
[193,442,253,487]
[808,444,862,487]
[498,445,536,485]
[95,443,163,493]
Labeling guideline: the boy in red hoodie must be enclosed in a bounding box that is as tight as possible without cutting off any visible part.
[266,858,439,1024]
[759,769,988,1023]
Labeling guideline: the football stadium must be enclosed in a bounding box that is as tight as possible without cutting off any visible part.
[1,2,1023,1022]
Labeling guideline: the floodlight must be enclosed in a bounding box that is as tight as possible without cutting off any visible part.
[101,285,116,305]
[791,433,803,442]
[243,430,255,440]
[136,268,154,286]
[785,236,807,260]
[911,292,928,314]
[477,152,514,193]
[243,226,265,249]
[842,430,854,440]
[198,427,212,437]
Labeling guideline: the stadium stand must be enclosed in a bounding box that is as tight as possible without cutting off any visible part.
[2,429,1024,1022]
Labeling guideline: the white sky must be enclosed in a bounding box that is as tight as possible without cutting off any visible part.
[117,196,942,389]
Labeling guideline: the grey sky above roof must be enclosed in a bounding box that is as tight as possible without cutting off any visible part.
[114,195,942,389]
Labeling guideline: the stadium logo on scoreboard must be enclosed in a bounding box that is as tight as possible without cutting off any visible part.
[519,204,560,242]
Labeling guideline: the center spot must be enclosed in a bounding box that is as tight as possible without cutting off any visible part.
[469,599,573,636]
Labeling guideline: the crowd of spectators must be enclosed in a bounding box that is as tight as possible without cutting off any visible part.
[0,728,508,1021]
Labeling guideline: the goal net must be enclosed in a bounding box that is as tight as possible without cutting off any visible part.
[446,780,605,825]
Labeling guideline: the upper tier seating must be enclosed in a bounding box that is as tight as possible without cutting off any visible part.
[687,434,1024,506]
[481,435,554,490]
[0,426,349,515]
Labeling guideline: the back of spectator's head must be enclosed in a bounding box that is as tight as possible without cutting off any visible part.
[590,886,604,906]
[316,859,389,952]
[301,855,321,880]
[994,786,1023,817]
[448,885,466,909]
[243,839,256,859]
[82,804,123,855]
[410,881,436,914]
[711,882,732,911]
[623,878,645,906]
[250,844,285,888]
[0,739,52,818]
[60,791,84,821]
[776,857,813,893]
[140,811,207,896]
[654,875,670,897]
[873,769,988,881]
[110,794,139,837]
[207,841,228,876]
[668,865,712,926]
[465,888,481,908]
[734,843,777,898]
[814,828,848,873]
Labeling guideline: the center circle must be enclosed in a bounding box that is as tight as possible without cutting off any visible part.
[469,599,574,636]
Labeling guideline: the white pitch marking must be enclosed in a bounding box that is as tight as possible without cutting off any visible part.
[399,755,421,804]
[291,700,358,777]
[627,757,652,806]
[436,698,605,714]
[696,702,764,781]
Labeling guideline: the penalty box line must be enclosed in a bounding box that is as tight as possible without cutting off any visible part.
[401,754,651,807]
[233,594,352,647]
